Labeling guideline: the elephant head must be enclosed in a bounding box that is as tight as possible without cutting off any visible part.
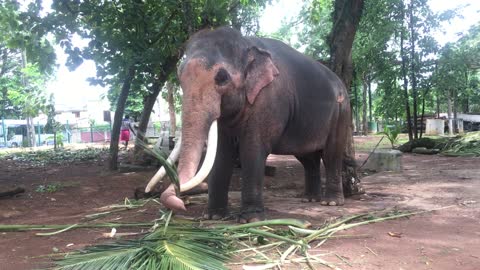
[146,27,279,211]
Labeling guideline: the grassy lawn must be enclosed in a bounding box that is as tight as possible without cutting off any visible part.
[354,133,443,152]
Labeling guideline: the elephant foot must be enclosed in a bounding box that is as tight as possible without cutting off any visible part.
[320,194,345,206]
[238,207,265,223]
[204,208,229,220]
[301,194,322,203]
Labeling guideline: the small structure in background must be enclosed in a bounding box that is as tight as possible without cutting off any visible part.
[425,119,445,136]
[363,149,403,172]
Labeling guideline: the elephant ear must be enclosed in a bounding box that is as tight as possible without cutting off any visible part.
[244,46,280,105]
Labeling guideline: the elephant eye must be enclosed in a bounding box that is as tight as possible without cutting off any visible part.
[214,68,230,86]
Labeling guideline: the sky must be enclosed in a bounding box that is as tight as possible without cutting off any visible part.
[46,0,480,110]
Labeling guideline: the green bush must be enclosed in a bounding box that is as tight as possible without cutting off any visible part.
[381,125,401,148]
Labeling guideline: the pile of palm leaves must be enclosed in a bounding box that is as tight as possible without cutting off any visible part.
[398,131,480,157]
[44,207,447,270]
[440,131,480,156]
[54,215,232,270]
[0,206,452,269]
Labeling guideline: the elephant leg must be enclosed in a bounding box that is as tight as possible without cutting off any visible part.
[205,129,235,220]
[238,139,268,223]
[295,151,322,202]
[321,117,346,206]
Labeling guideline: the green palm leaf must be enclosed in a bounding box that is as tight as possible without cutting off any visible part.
[54,225,230,270]
[55,245,142,270]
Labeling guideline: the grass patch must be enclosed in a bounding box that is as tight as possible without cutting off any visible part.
[354,134,407,152]
[0,147,108,167]
[35,183,64,193]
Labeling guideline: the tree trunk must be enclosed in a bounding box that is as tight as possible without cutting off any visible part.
[419,87,430,138]
[409,2,418,139]
[109,66,136,170]
[166,81,177,136]
[362,79,368,135]
[327,0,365,196]
[353,71,360,133]
[368,78,372,123]
[21,49,36,147]
[447,90,453,136]
[26,116,35,147]
[133,57,179,158]
[453,92,458,133]
[463,70,469,113]
[133,80,162,157]
[400,10,413,142]
[436,88,440,118]
[328,0,364,91]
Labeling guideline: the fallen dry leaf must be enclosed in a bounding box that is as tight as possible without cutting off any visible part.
[388,232,403,238]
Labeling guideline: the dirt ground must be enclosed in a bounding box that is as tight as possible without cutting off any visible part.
[0,137,479,270]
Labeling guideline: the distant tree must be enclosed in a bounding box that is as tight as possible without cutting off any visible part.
[49,0,269,169]
[49,0,185,168]
[0,0,56,146]
[352,0,402,134]
[7,63,49,146]
[433,23,480,132]
[0,45,22,119]
[44,94,63,150]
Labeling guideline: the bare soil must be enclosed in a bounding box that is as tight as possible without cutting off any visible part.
[0,137,479,270]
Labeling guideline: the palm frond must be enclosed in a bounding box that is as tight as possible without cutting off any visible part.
[136,136,180,190]
[55,244,142,270]
[54,224,231,270]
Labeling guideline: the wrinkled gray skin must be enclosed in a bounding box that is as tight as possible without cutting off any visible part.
[161,27,351,223]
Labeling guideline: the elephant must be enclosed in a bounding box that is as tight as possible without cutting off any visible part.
[145,27,351,223]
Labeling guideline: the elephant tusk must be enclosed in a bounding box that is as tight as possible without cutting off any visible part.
[180,120,218,192]
[145,136,182,193]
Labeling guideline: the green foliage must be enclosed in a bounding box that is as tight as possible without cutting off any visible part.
[153,122,162,134]
[0,0,56,75]
[0,147,108,167]
[0,45,23,118]
[44,94,64,149]
[0,1,56,146]
[433,23,480,114]
[55,223,231,270]
[8,63,48,117]
[380,124,401,148]
[49,0,269,119]
[51,206,433,269]
[279,0,333,58]
[46,133,65,148]
[35,183,63,193]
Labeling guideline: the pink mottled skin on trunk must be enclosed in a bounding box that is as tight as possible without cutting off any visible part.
[160,188,186,211]
[159,58,223,211]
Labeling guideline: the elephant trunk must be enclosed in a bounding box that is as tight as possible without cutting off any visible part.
[159,115,218,211]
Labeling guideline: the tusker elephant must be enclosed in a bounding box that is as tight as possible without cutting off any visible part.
[146,27,351,223]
